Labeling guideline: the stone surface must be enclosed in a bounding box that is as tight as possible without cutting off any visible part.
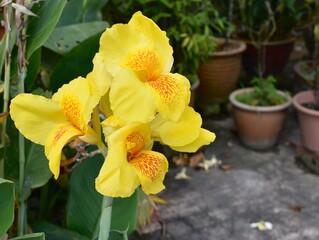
[131,110,319,240]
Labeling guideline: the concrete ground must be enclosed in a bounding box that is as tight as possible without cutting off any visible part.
[131,109,319,240]
[130,38,319,240]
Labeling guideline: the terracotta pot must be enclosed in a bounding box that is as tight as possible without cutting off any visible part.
[189,79,200,108]
[229,88,292,150]
[243,38,295,77]
[197,38,246,105]
[293,90,319,153]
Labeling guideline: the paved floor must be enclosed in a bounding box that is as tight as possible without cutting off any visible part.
[131,109,319,240]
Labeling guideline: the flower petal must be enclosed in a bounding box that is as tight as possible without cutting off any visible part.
[10,94,67,145]
[95,136,140,198]
[130,150,168,194]
[89,53,112,97]
[129,11,173,73]
[170,129,216,153]
[152,106,202,147]
[45,123,84,179]
[109,69,156,123]
[52,77,100,129]
[146,73,190,121]
[99,22,149,77]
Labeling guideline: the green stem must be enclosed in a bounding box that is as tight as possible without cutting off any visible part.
[97,144,113,240]
[17,67,27,236]
[98,196,113,240]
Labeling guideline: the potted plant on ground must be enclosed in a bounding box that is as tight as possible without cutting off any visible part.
[229,0,292,151]
[293,6,319,153]
[237,0,299,77]
[197,0,247,108]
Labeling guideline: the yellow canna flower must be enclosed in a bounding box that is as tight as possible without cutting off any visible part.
[10,77,101,179]
[98,11,190,123]
[151,106,216,152]
[96,122,168,198]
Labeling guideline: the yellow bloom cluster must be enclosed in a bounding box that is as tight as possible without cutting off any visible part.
[10,12,215,198]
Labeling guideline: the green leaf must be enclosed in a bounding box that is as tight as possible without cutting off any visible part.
[4,117,52,200]
[25,48,42,92]
[23,140,52,199]
[26,0,67,59]
[67,153,138,239]
[50,33,101,92]
[0,178,14,238]
[66,153,104,238]
[32,221,89,240]
[56,0,84,27]
[10,232,45,240]
[44,21,108,55]
[84,0,109,21]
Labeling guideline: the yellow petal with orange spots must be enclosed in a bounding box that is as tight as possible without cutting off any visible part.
[10,94,67,145]
[170,129,216,153]
[129,11,173,74]
[95,127,140,197]
[99,22,149,77]
[146,73,190,121]
[45,123,84,179]
[110,69,156,123]
[152,106,202,147]
[52,77,100,129]
[130,150,168,194]
[123,47,163,82]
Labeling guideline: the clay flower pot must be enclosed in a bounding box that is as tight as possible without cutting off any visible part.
[293,90,319,153]
[243,38,295,77]
[229,88,292,151]
[197,38,246,105]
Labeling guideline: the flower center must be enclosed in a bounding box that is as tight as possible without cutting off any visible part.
[124,48,162,82]
[61,94,82,128]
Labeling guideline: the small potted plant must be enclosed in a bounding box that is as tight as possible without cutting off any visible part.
[293,15,319,153]
[229,0,292,151]
[197,0,247,107]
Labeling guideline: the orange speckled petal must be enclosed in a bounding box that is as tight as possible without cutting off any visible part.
[53,77,100,128]
[130,150,168,194]
[45,123,84,179]
[146,73,190,122]
[99,22,149,77]
[95,136,140,198]
[10,93,67,145]
[129,11,173,74]
[170,129,216,153]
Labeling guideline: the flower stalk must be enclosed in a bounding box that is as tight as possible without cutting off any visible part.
[0,0,12,178]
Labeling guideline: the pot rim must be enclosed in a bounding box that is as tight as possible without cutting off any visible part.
[210,38,246,57]
[293,90,319,116]
[229,87,292,112]
[243,37,295,46]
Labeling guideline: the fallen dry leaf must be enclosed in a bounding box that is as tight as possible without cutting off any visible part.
[189,152,205,168]
[172,153,189,166]
[288,204,304,212]
[219,164,234,171]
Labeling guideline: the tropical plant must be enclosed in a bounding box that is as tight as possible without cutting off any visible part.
[1,2,216,240]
